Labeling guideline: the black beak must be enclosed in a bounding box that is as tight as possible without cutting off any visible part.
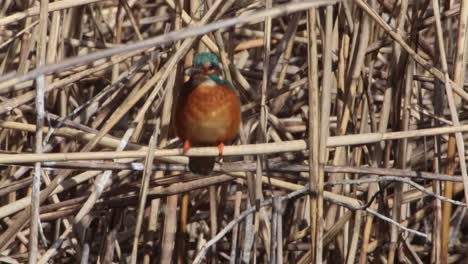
[184,67,203,76]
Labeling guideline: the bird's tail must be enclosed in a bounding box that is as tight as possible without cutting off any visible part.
[189,156,216,175]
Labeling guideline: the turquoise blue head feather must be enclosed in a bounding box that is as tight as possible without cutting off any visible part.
[187,52,237,94]
[193,52,221,71]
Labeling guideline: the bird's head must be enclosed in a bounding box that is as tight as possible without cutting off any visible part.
[188,52,222,76]
[184,52,237,93]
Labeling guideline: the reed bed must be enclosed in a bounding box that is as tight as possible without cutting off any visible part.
[0,0,467,263]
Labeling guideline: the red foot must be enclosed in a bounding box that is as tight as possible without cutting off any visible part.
[217,142,225,159]
[183,140,191,154]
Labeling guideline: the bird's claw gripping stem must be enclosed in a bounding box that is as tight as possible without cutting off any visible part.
[218,142,224,163]
[183,140,191,155]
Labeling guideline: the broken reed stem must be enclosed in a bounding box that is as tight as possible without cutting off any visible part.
[0,0,338,92]
[353,0,468,101]
[193,178,434,263]
[3,172,463,224]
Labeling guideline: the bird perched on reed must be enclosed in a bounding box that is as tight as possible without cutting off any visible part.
[174,53,241,174]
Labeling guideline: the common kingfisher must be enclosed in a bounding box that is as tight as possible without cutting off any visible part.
[174,53,241,174]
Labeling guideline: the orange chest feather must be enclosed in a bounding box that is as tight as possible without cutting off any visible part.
[179,86,239,122]
[175,85,241,144]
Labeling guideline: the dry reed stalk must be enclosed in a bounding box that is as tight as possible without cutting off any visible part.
[28,0,48,262]
[429,0,468,262]
[252,0,273,261]
[307,7,320,264]
[315,4,335,261]
[130,121,159,263]
[1,124,468,167]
